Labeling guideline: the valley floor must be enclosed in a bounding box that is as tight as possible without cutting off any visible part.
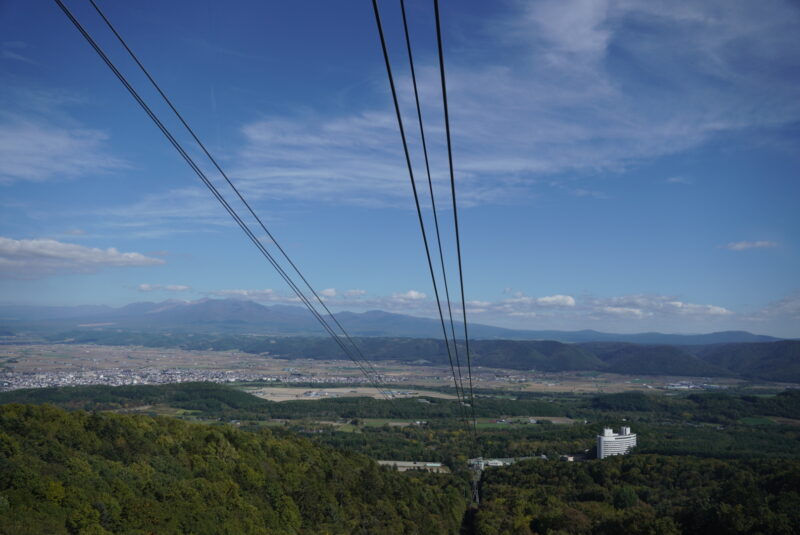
[4,343,791,394]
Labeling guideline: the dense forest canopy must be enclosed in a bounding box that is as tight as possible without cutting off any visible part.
[475,455,800,535]
[0,404,466,534]
[3,383,800,533]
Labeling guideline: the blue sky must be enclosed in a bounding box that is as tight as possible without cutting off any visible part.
[1,0,798,336]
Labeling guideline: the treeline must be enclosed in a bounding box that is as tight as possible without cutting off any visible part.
[45,330,800,380]
[0,382,265,413]
[5,382,799,425]
[0,382,571,421]
[589,389,800,423]
[0,404,466,534]
[3,384,800,466]
[474,454,800,534]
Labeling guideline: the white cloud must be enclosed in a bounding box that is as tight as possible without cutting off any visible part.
[517,0,611,59]
[591,294,733,318]
[0,237,164,279]
[137,283,159,292]
[165,285,191,292]
[665,301,732,316]
[536,294,576,307]
[201,288,749,331]
[210,288,302,305]
[393,290,427,301]
[344,289,367,297]
[496,292,577,311]
[602,306,649,318]
[724,241,779,251]
[319,288,337,297]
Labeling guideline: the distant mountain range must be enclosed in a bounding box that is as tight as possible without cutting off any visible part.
[0,298,784,345]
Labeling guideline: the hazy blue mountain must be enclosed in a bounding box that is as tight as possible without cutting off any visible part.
[0,299,783,344]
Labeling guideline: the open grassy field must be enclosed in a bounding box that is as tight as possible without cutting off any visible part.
[246,386,458,402]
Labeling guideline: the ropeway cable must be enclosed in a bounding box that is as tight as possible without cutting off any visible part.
[85,0,390,400]
[54,0,392,400]
[433,0,478,433]
[399,0,467,407]
[371,0,472,431]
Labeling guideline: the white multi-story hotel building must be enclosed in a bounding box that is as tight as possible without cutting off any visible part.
[597,426,637,459]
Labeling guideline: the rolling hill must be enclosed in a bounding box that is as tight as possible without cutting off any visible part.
[0,403,465,534]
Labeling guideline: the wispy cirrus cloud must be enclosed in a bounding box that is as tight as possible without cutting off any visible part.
[0,83,126,184]
[225,0,799,207]
[0,117,126,184]
[2,41,36,65]
[752,293,800,321]
[92,187,235,238]
[724,240,779,251]
[231,113,409,207]
[0,237,164,279]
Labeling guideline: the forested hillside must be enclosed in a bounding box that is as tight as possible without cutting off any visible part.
[0,404,466,534]
[475,455,800,534]
[696,341,800,382]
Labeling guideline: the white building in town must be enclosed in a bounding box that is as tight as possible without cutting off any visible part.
[597,426,637,459]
